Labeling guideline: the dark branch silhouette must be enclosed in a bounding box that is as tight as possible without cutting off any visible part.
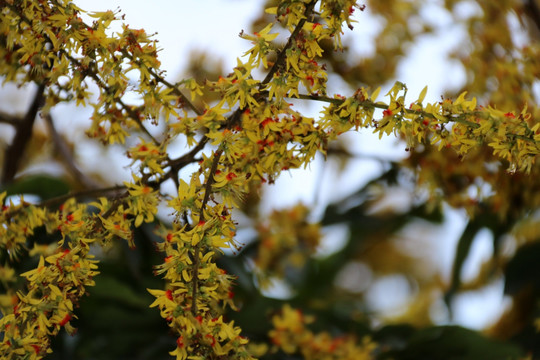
[1,83,46,185]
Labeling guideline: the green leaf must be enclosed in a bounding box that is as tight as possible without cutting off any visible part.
[445,219,481,307]
[87,275,150,309]
[381,325,523,360]
[2,174,70,200]
[504,241,540,295]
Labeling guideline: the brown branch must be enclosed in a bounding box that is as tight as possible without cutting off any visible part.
[99,190,130,219]
[191,148,223,315]
[296,93,344,105]
[166,137,208,169]
[43,112,101,189]
[0,111,19,126]
[198,149,222,217]
[2,83,46,185]
[38,185,127,209]
[159,137,208,191]
[524,0,540,35]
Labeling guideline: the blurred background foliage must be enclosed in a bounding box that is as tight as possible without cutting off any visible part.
[2,0,540,359]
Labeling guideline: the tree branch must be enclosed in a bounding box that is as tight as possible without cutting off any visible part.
[0,111,19,126]
[38,185,127,209]
[43,112,101,189]
[1,83,46,185]
[525,0,540,35]
[166,137,208,169]
[160,137,208,191]
[296,93,344,105]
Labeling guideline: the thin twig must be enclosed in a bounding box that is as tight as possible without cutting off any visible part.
[120,52,204,117]
[43,112,101,189]
[160,137,208,190]
[0,111,19,126]
[59,50,160,146]
[38,185,127,209]
[296,93,343,105]
[99,190,130,219]
[151,75,204,116]
[166,137,208,169]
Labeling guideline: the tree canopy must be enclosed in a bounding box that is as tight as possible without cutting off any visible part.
[1,0,540,359]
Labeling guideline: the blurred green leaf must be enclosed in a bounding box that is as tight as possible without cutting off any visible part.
[445,219,481,307]
[1,174,70,200]
[504,241,540,295]
[85,275,150,309]
[380,325,523,360]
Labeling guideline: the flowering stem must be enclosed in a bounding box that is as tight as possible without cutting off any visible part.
[42,186,128,208]
[220,0,318,133]
[191,148,223,315]
[261,0,318,86]
[296,93,483,127]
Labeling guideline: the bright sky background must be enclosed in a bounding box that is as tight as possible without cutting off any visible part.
[0,0,505,330]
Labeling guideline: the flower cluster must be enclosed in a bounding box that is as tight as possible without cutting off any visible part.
[253,204,321,288]
[321,82,540,173]
[0,194,100,359]
[268,304,376,359]
[0,193,48,261]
